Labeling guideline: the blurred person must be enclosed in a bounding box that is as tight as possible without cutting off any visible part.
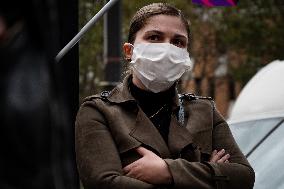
[75,3,255,189]
[0,1,78,189]
[0,16,7,41]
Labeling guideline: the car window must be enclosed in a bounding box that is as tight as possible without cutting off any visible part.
[248,121,284,189]
[229,118,281,155]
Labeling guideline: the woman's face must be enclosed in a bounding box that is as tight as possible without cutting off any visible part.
[123,14,189,59]
[123,14,189,91]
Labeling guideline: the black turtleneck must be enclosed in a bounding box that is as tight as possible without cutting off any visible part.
[129,78,175,143]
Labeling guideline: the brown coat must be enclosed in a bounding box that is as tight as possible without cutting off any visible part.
[75,76,255,189]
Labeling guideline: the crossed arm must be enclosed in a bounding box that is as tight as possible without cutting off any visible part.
[123,147,230,185]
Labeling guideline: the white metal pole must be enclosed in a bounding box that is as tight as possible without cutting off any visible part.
[55,0,119,62]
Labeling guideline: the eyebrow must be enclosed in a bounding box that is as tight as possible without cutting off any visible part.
[144,30,188,40]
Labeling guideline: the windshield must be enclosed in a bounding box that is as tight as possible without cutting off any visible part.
[229,118,282,155]
[248,121,284,189]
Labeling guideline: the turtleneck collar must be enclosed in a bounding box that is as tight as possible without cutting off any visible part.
[103,74,181,112]
[128,75,175,116]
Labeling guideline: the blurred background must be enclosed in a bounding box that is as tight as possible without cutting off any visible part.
[79,0,284,118]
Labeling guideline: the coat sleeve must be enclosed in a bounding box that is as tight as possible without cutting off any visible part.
[164,103,255,189]
[75,101,156,189]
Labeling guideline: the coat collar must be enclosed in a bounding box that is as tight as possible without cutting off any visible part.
[106,75,211,158]
[168,114,194,157]
[107,74,180,111]
[106,75,136,103]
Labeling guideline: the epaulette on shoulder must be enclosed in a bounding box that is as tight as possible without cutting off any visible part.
[178,93,214,126]
[83,91,110,102]
[179,93,213,101]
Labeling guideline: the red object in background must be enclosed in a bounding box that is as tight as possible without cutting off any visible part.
[192,0,238,7]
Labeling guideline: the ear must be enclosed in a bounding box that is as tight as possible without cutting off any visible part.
[123,43,133,61]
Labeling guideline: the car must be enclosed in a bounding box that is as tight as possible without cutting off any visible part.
[228,60,284,189]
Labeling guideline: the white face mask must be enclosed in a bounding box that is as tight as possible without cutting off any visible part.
[130,43,192,93]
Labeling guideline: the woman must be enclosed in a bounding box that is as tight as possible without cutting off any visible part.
[75,3,255,189]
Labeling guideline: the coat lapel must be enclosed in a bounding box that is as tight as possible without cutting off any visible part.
[168,114,194,157]
[129,108,171,158]
[185,101,213,155]
[168,101,213,157]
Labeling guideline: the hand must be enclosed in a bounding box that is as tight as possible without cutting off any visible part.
[123,147,173,185]
[210,149,230,163]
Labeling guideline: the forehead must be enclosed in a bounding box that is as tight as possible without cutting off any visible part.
[138,14,188,37]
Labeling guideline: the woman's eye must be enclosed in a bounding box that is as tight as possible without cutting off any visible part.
[147,35,160,42]
[172,39,185,47]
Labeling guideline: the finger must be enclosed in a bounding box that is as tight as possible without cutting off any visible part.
[210,150,217,161]
[210,149,225,162]
[126,166,142,180]
[225,160,229,163]
[123,165,131,174]
[123,161,138,174]
[217,149,225,155]
[212,149,217,156]
[217,154,230,163]
[126,169,137,178]
[136,147,151,156]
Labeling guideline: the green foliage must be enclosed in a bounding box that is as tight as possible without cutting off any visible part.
[79,0,105,98]
[216,0,284,84]
[229,57,263,85]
